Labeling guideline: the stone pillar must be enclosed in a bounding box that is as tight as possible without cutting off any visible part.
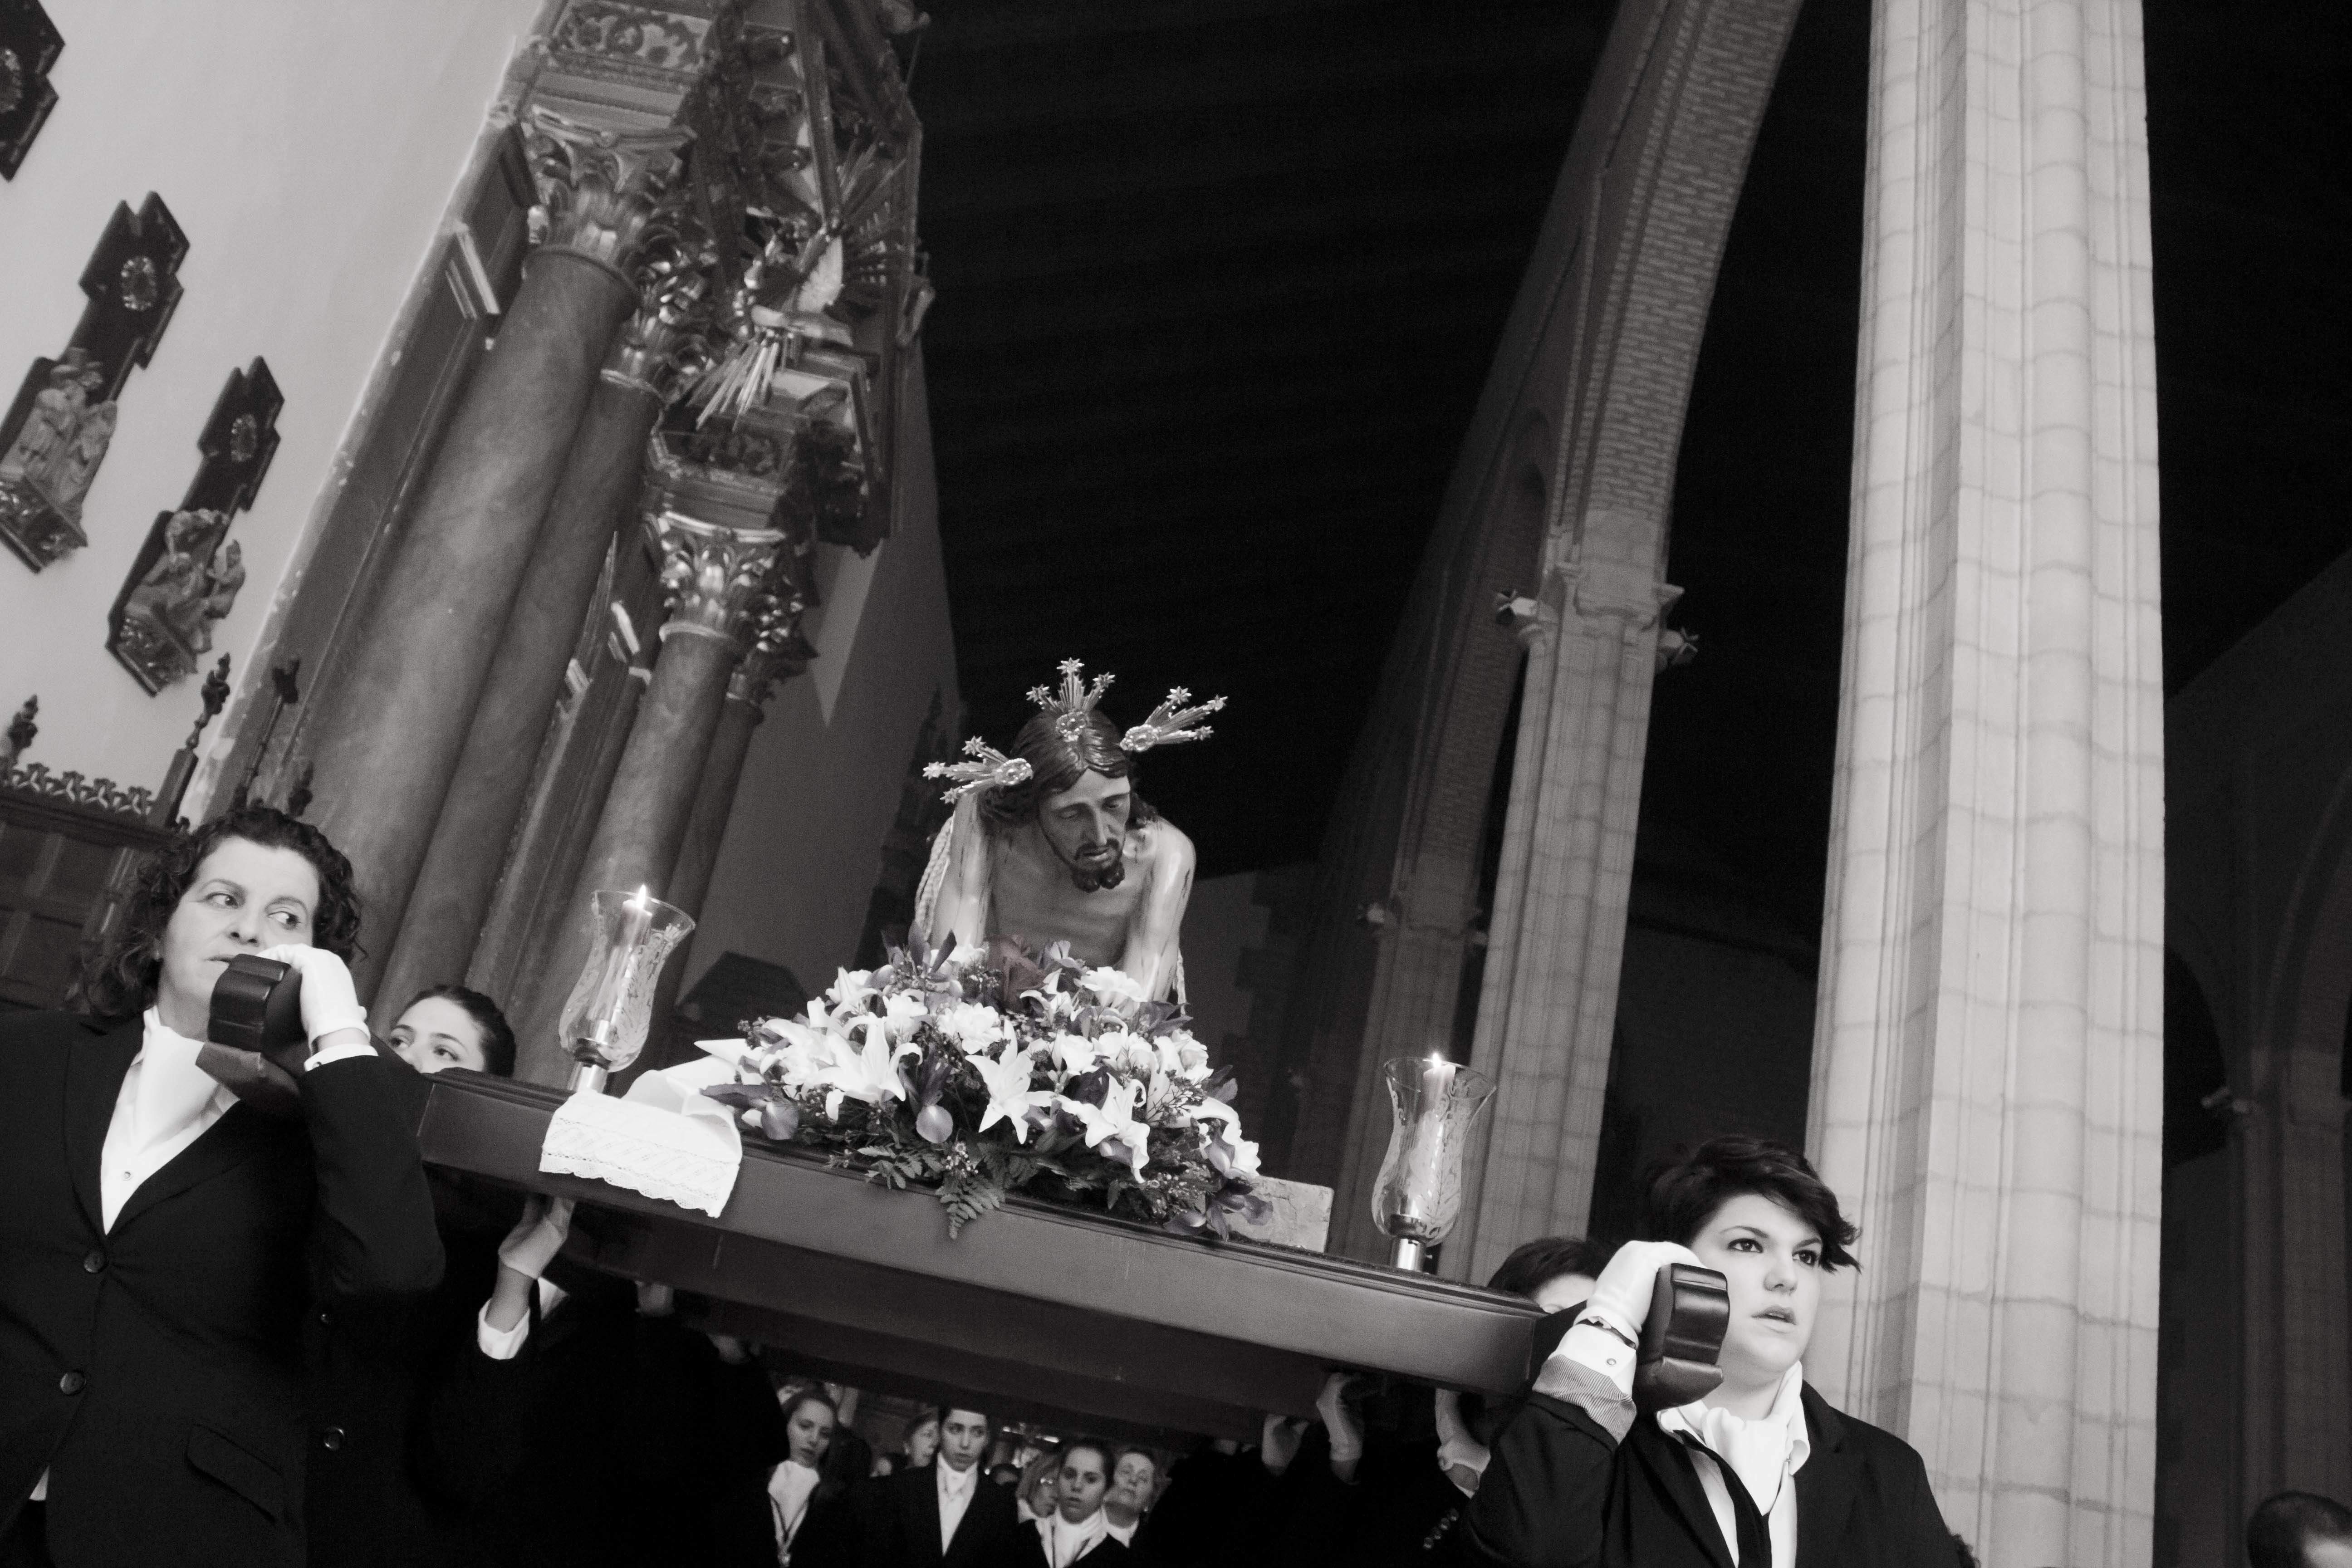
[669,634,811,924]
[1804,0,2163,1559]
[627,634,814,1078]
[304,112,686,996]
[513,468,792,1084]
[377,290,700,1013]
[1453,512,1677,1279]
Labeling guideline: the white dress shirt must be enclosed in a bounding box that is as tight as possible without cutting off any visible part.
[34,1009,375,1504]
[767,1458,823,1557]
[937,1455,980,1551]
[1038,1509,1110,1566]
[475,1276,570,1360]
[1105,1512,1140,1546]
[1653,1362,1810,1568]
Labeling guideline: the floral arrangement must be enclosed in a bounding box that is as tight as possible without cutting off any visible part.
[700,937,1268,1238]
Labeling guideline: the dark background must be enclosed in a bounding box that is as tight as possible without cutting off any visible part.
[909,0,2352,947]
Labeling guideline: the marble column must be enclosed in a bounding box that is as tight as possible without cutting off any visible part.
[1453,510,1677,1279]
[669,632,811,924]
[305,110,687,997]
[1804,0,2163,1559]
[378,289,700,1014]
[514,467,792,1084]
[628,631,814,1078]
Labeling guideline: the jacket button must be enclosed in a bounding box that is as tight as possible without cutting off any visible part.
[82,1251,104,1274]
[318,1309,331,1325]
[59,1372,84,1395]
[320,1427,346,1452]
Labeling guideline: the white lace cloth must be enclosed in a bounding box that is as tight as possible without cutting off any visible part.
[539,1058,743,1217]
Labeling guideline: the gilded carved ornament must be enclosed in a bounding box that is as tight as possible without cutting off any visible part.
[646,510,789,647]
[520,106,692,277]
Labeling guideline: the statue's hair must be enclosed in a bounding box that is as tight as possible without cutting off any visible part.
[978,708,1157,832]
[68,804,363,1024]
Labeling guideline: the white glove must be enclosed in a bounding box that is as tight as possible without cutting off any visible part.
[1315,1371,1364,1466]
[497,1196,574,1280]
[256,944,368,1044]
[1259,1412,1306,1476]
[1579,1239,1705,1344]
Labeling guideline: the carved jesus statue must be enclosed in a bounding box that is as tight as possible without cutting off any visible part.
[917,662,1224,1002]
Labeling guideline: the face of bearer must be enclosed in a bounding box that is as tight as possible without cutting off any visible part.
[1687,1192,1824,1396]
[155,837,322,1037]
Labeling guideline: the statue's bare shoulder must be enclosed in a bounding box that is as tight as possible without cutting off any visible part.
[1128,816,1196,883]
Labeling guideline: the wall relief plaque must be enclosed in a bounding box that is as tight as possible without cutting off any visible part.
[108,359,281,693]
[0,0,62,181]
[0,193,188,570]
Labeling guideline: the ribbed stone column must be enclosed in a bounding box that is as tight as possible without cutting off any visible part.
[1453,510,1676,1279]
[514,456,791,1084]
[1804,0,2164,1559]
[378,287,700,1013]
[304,111,686,998]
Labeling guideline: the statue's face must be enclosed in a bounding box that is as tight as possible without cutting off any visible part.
[1036,769,1131,879]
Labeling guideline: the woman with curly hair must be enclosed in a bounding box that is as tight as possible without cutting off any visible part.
[0,804,443,1568]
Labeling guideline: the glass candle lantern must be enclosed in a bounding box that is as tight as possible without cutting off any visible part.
[1370,1054,1497,1271]
[556,887,695,1093]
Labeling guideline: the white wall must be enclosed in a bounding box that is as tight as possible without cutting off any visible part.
[686,352,960,993]
[0,0,544,791]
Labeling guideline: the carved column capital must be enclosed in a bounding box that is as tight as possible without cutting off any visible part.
[727,617,816,712]
[646,511,788,649]
[605,260,716,401]
[522,107,691,281]
[1492,591,1557,649]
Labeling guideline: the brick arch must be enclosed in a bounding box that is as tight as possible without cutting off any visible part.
[1262,0,1808,1262]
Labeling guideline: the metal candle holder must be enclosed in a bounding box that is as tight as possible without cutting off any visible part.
[1370,1054,1496,1272]
[556,886,694,1093]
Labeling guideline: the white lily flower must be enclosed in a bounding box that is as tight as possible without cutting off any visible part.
[969,1047,1054,1144]
[828,967,878,1012]
[815,1027,911,1111]
[1065,1078,1152,1174]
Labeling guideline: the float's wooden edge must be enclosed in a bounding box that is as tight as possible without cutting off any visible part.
[416,1071,1545,1396]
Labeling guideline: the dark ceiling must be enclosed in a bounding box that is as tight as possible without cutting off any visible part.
[909,0,2352,906]
[910,0,1616,877]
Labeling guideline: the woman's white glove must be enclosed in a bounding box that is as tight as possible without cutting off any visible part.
[1259,1412,1307,1477]
[256,943,369,1044]
[497,1195,574,1281]
[1579,1239,1705,1344]
[1315,1371,1364,1467]
[1433,1388,1489,1496]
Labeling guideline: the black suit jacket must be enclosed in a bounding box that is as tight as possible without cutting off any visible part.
[1455,1381,1959,1568]
[0,1009,444,1568]
[847,1463,1029,1568]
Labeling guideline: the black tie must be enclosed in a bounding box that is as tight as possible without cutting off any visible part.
[1676,1434,1774,1568]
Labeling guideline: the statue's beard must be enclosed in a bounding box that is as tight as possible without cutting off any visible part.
[1053,837,1126,893]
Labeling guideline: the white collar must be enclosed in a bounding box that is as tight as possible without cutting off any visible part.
[1105,1512,1139,1544]
[1041,1508,1110,1565]
[937,1458,980,1498]
[768,1459,821,1514]
[1655,1362,1810,1512]
[138,1007,233,1133]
